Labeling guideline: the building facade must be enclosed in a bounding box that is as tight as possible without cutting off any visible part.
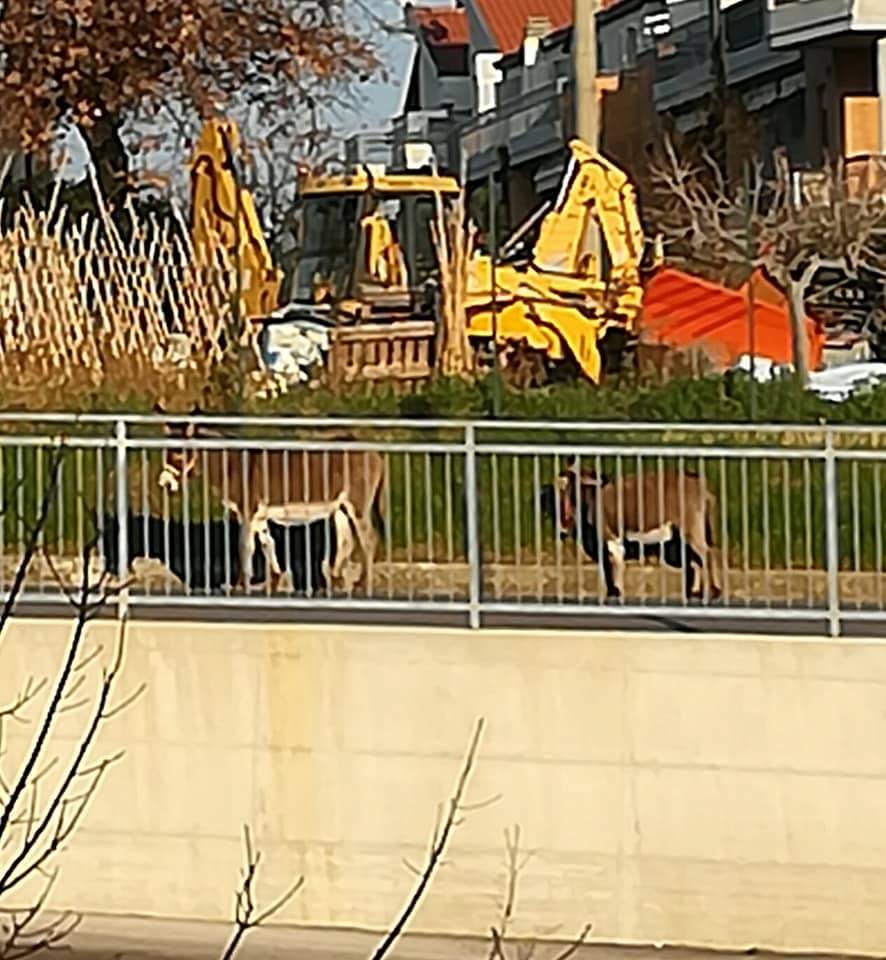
[392,0,886,219]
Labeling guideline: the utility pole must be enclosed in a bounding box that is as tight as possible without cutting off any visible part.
[488,170,503,416]
[573,0,601,265]
[743,159,757,421]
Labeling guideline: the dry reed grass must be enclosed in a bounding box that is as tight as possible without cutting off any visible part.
[432,190,475,379]
[0,175,236,410]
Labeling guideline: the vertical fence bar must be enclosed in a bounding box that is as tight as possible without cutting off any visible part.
[0,451,6,592]
[56,450,64,585]
[202,450,211,597]
[512,455,522,602]
[876,462,883,609]
[445,452,455,601]
[491,452,501,600]
[782,458,792,608]
[115,420,129,620]
[139,449,150,597]
[762,458,771,607]
[16,447,24,576]
[740,457,750,604]
[36,446,44,592]
[533,454,542,602]
[75,450,84,578]
[824,432,841,637]
[465,424,480,629]
[803,457,813,607]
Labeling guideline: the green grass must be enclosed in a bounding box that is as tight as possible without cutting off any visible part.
[1,442,878,579]
[3,373,886,577]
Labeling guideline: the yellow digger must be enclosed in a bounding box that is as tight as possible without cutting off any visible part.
[190,118,282,321]
[467,139,645,383]
[189,117,645,385]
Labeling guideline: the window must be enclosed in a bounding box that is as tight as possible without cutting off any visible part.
[622,27,639,68]
[291,194,361,301]
[725,0,765,51]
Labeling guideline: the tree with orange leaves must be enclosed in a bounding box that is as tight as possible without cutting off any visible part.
[0,0,376,204]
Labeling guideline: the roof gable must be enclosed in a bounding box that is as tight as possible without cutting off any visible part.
[472,0,572,54]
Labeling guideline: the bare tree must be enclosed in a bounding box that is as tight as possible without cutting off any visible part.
[488,826,592,960]
[370,717,488,960]
[219,825,305,960]
[0,446,141,958]
[650,142,886,382]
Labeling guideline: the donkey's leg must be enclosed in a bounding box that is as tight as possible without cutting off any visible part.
[683,544,704,601]
[252,515,282,593]
[704,508,722,600]
[346,505,375,590]
[331,507,360,593]
[238,518,254,593]
[604,537,624,599]
[685,515,715,602]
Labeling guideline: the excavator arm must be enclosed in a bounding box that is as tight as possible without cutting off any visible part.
[532,139,644,287]
[467,139,645,382]
[190,118,282,322]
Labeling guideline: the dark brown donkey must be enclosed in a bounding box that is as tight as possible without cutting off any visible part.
[551,458,722,601]
[154,406,385,591]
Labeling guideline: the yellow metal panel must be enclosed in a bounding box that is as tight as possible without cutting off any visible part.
[190,118,282,321]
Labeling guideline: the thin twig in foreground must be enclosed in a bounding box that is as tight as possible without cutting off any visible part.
[219,824,305,960]
[370,716,486,960]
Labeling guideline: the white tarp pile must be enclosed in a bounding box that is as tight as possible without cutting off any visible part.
[258,306,334,387]
[733,354,886,403]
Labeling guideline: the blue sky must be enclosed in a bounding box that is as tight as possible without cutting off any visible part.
[347,0,413,133]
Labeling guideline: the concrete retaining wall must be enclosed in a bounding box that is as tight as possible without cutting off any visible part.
[2,619,886,954]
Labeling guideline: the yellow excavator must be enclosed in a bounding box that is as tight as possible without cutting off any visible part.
[189,117,645,384]
[467,139,645,382]
[189,118,282,321]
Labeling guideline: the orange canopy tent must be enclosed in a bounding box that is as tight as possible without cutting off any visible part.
[640,267,824,371]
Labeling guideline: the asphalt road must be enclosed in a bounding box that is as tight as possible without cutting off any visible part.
[62,914,866,960]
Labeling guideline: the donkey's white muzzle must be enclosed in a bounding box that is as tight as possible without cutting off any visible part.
[158,465,181,492]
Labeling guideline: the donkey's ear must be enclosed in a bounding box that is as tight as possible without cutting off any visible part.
[153,402,166,416]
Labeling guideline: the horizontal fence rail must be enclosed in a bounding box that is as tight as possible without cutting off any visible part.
[1,415,885,635]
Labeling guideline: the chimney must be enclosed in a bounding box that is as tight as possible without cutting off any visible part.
[523,16,551,67]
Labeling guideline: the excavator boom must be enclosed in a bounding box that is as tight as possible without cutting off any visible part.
[190,118,282,321]
[466,139,645,382]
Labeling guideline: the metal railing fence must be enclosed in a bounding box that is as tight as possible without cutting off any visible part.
[1,414,885,635]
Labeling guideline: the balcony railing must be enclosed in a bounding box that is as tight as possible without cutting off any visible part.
[769,0,854,46]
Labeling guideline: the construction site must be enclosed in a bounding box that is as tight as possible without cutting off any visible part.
[5,2,886,960]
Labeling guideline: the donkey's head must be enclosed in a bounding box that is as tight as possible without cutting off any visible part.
[155,403,202,493]
[545,456,608,541]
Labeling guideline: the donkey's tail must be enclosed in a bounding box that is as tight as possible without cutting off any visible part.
[704,493,716,547]
[370,476,386,541]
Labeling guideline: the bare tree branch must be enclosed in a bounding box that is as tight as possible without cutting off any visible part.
[0,446,65,633]
[219,824,305,960]
[0,467,141,958]
[649,138,886,381]
[370,717,487,960]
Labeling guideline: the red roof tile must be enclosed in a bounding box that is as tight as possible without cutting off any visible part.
[412,7,470,47]
[642,268,824,370]
[473,0,572,54]
[472,0,627,54]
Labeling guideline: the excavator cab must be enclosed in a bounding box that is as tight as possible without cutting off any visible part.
[285,170,460,322]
